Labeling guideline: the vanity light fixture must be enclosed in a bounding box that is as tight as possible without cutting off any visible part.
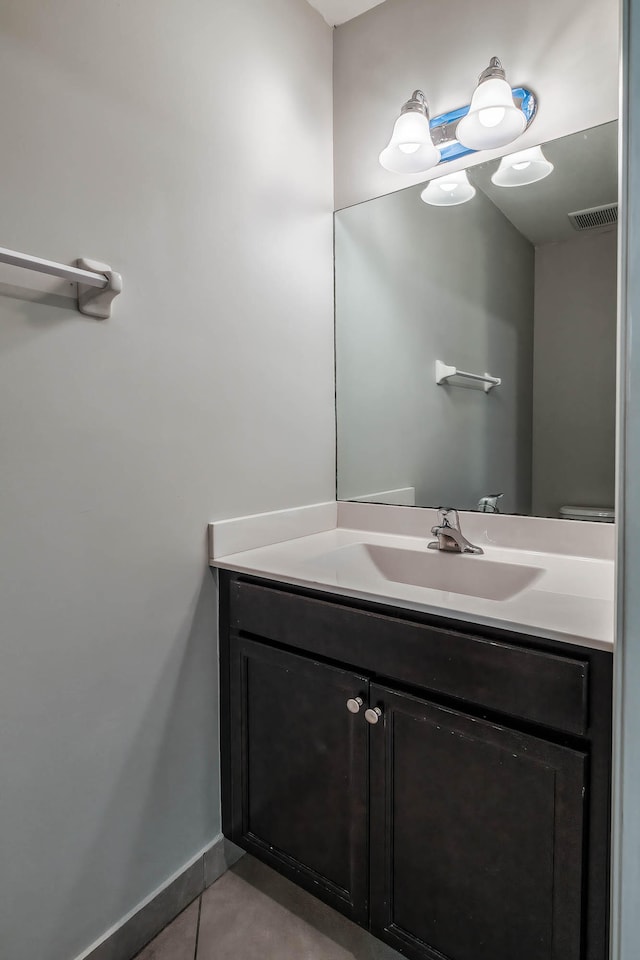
[379,91,441,174]
[456,58,527,150]
[420,170,476,206]
[491,145,554,187]
[379,64,536,175]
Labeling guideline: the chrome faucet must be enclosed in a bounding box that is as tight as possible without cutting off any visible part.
[477,492,504,514]
[428,508,484,555]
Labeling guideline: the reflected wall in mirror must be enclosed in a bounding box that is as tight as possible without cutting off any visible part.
[335,121,618,520]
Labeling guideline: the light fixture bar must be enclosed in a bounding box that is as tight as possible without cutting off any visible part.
[379,60,537,177]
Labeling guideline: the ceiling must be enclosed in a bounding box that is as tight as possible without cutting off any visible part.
[305,0,388,26]
[470,122,618,245]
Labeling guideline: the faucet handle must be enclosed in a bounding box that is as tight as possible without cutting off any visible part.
[436,507,460,529]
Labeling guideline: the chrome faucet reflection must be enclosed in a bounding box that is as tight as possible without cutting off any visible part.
[428,508,484,555]
[477,492,504,514]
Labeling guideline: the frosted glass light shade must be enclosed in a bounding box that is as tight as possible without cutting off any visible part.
[379,111,441,174]
[491,145,554,187]
[456,77,526,150]
[421,170,476,206]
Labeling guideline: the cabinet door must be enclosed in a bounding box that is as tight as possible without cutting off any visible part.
[369,684,587,960]
[228,637,370,924]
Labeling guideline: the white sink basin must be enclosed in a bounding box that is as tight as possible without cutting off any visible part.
[308,543,543,602]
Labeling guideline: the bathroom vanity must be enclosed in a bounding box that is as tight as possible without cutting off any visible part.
[211,40,617,960]
[214,511,613,960]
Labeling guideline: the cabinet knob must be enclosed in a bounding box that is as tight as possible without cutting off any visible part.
[346,697,364,714]
[365,707,383,725]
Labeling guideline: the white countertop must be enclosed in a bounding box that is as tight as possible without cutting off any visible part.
[210,525,615,652]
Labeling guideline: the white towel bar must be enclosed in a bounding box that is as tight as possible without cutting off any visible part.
[0,247,122,319]
[435,360,501,393]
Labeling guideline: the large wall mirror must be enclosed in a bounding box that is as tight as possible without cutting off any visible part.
[335,121,618,520]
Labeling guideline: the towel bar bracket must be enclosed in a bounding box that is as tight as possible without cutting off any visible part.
[75,258,123,320]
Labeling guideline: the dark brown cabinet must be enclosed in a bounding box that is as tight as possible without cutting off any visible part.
[369,685,586,960]
[227,637,370,923]
[219,572,612,960]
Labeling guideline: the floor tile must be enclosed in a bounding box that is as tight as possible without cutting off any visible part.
[196,855,402,960]
[134,897,200,960]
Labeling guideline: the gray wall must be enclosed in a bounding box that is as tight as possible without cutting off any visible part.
[333,0,619,209]
[532,230,618,516]
[0,3,334,960]
[336,183,535,514]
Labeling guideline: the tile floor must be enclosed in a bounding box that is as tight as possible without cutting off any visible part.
[134,855,403,960]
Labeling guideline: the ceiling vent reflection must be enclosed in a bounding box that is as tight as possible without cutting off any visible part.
[568,203,618,231]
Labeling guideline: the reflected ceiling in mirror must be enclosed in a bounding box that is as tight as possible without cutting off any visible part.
[335,122,618,521]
